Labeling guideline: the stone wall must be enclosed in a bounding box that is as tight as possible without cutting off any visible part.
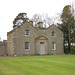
[0,41,7,56]
[7,22,64,56]
[7,31,14,56]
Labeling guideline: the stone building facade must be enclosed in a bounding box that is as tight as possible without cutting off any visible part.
[0,40,7,56]
[7,21,64,56]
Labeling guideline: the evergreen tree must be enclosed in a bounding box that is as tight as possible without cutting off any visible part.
[58,5,75,52]
[13,13,29,27]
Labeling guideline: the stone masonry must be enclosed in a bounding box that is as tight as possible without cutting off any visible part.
[7,21,64,56]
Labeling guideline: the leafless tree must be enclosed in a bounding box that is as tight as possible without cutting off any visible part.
[31,13,56,27]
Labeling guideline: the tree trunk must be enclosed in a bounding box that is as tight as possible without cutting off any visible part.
[68,36,71,52]
[68,25,71,52]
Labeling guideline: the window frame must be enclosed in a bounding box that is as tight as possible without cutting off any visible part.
[25,30,29,36]
[25,42,30,50]
[52,31,55,37]
[52,42,56,50]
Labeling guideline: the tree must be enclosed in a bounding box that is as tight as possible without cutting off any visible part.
[58,5,75,52]
[13,13,29,27]
[42,14,53,27]
[31,14,42,27]
[31,13,55,27]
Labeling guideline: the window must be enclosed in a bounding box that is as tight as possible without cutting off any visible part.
[25,42,29,50]
[52,42,56,50]
[25,30,29,36]
[52,31,55,37]
[40,42,44,44]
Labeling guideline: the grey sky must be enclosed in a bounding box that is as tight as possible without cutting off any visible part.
[0,0,74,41]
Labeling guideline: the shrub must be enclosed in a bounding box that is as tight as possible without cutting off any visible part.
[64,46,75,54]
[71,46,75,54]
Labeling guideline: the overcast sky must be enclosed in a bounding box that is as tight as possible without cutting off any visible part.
[0,0,74,41]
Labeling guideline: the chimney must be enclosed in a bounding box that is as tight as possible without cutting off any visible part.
[30,21,33,26]
[37,22,43,28]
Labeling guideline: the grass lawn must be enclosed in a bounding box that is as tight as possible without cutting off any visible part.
[0,55,75,75]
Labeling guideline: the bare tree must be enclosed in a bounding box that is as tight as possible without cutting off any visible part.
[42,14,52,27]
[31,13,56,27]
[31,14,42,26]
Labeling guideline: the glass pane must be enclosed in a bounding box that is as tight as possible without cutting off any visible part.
[52,42,55,50]
[25,30,29,35]
[40,42,44,44]
[52,32,55,37]
[25,42,29,49]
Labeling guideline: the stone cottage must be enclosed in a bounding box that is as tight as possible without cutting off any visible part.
[7,21,64,56]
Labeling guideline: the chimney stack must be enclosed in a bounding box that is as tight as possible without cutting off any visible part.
[37,22,43,28]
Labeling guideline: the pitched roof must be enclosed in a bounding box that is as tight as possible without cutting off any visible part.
[7,22,63,35]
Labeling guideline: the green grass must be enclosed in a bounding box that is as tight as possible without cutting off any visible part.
[0,55,75,75]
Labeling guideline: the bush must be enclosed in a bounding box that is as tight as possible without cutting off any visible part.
[71,46,75,54]
[64,46,75,54]
[64,46,69,53]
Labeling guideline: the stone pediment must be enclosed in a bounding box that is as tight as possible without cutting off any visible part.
[35,36,48,40]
